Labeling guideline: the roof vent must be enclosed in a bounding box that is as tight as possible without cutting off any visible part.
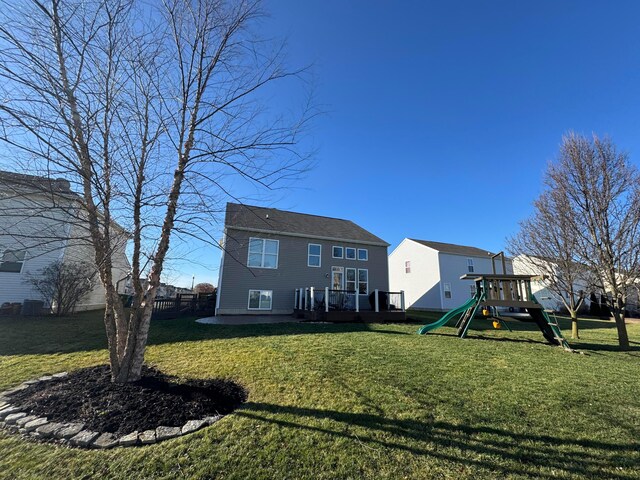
[55,178,71,190]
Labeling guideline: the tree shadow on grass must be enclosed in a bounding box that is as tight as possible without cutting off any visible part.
[236,402,639,479]
[0,315,409,356]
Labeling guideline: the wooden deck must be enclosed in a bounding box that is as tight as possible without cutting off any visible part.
[294,309,407,323]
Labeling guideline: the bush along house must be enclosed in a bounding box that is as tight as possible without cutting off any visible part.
[216,203,405,322]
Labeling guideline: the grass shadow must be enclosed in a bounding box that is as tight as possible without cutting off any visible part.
[236,402,638,479]
[0,313,409,356]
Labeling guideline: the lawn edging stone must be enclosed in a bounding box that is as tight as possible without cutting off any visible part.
[93,433,119,449]
[35,422,65,438]
[4,412,27,425]
[118,431,139,446]
[139,430,157,445]
[70,430,100,447]
[0,371,231,449]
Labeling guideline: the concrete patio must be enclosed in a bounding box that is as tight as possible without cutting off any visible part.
[196,315,299,325]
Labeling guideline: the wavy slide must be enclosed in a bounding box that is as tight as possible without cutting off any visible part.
[417,292,482,335]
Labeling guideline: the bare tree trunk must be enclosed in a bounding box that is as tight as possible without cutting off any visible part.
[612,298,630,350]
[570,311,579,339]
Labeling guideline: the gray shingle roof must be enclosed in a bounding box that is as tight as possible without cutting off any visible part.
[0,170,75,196]
[410,239,496,257]
[225,203,388,246]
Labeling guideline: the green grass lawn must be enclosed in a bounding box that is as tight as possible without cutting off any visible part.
[1,311,639,479]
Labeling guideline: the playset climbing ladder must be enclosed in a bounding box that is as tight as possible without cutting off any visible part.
[418,271,571,350]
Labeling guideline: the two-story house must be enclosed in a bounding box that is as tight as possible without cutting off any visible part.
[0,170,130,312]
[389,239,513,311]
[216,203,398,318]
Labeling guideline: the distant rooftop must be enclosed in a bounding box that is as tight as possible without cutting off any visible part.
[225,203,388,246]
[0,170,74,195]
[410,239,497,257]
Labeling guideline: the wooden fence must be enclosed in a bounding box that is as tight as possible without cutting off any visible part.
[151,293,216,320]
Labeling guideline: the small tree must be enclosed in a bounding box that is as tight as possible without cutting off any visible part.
[509,191,593,339]
[0,0,312,382]
[27,261,96,316]
[194,283,215,294]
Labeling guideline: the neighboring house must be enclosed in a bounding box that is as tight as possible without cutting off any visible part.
[389,239,513,311]
[124,280,189,299]
[512,254,592,313]
[216,203,391,315]
[0,171,130,311]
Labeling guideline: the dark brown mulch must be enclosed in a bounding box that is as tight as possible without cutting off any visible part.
[10,365,248,436]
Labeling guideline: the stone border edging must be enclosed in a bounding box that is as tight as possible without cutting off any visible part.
[0,373,223,449]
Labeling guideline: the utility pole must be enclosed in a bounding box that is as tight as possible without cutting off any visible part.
[191,275,195,291]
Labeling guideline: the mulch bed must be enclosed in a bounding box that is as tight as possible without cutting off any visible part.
[9,365,247,437]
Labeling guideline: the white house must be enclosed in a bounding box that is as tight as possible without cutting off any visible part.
[512,254,591,313]
[389,239,513,311]
[0,170,130,312]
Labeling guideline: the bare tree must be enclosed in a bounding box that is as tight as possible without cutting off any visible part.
[509,191,594,339]
[0,0,312,381]
[26,260,97,316]
[546,133,640,349]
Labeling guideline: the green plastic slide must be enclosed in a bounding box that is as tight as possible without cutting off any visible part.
[417,292,483,335]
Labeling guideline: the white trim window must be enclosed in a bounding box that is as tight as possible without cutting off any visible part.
[358,269,368,294]
[346,267,357,292]
[308,243,321,267]
[247,238,279,269]
[0,249,26,273]
[332,246,344,259]
[358,248,368,261]
[248,290,273,310]
[405,261,411,273]
[345,247,356,260]
[467,258,474,273]
[443,282,452,299]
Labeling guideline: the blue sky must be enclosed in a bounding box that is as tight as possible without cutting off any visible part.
[3,1,640,288]
[174,0,640,287]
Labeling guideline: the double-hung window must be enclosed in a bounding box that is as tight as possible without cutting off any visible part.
[358,269,368,294]
[0,249,26,273]
[308,244,321,267]
[247,238,279,268]
[405,261,411,273]
[346,268,357,292]
[248,290,272,310]
[467,258,474,273]
[444,283,452,299]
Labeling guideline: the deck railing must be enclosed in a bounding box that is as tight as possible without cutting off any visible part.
[294,288,405,313]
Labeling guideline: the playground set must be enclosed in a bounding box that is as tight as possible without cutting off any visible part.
[417,253,571,350]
